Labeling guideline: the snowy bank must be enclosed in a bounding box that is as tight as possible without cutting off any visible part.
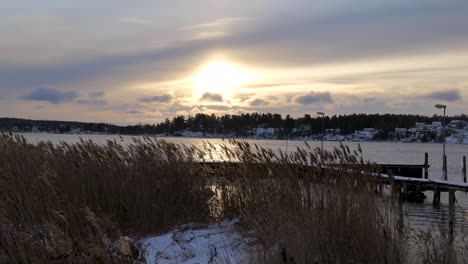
[142,219,253,264]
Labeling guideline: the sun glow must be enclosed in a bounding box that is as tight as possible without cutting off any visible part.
[192,59,257,102]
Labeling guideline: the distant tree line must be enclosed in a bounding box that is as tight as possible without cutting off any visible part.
[1,113,467,137]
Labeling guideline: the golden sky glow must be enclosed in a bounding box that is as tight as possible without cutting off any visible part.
[191,58,260,102]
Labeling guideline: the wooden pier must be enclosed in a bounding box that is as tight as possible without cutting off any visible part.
[375,154,468,239]
[200,153,468,237]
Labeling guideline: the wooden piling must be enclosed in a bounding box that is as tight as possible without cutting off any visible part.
[424,152,429,179]
[401,182,407,203]
[397,196,405,233]
[415,183,421,202]
[444,154,448,181]
[463,156,466,183]
[449,190,455,241]
[433,187,440,206]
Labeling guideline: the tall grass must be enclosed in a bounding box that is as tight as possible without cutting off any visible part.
[0,133,466,263]
[212,141,407,263]
[0,133,211,263]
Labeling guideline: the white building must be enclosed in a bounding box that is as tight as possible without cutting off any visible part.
[424,124,433,130]
[395,128,407,134]
[254,127,277,137]
[432,121,442,128]
[414,123,427,132]
[363,128,376,133]
[354,130,375,141]
[449,120,467,129]
[415,123,425,129]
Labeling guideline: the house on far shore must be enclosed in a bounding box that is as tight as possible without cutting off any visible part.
[449,120,467,129]
[395,128,407,135]
[432,121,442,129]
[354,128,376,141]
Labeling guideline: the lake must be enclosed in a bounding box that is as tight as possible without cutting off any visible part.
[19,133,468,231]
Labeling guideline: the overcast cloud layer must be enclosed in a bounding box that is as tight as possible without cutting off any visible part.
[1,0,468,124]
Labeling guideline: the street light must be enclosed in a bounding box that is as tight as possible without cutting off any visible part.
[317,112,325,157]
[435,104,447,180]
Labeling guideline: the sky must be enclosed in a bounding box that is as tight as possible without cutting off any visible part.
[1,0,468,124]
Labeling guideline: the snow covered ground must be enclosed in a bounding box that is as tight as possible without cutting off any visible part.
[141,219,254,264]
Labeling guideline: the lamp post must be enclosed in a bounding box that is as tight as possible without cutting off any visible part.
[435,104,447,180]
[317,112,325,156]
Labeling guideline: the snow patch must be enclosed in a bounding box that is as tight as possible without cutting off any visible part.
[142,219,252,264]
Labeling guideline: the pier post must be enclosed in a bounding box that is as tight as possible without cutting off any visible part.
[401,183,407,202]
[433,187,440,206]
[415,183,422,202]
[463,156,466,183]
[392,183,399,200]
[443,154,448,181]
[424,152,429,179]
[397,197,404,234]
[449,190,455,241]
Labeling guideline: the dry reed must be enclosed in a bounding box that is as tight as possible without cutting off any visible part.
[0,133,466,263]
[0,133,210,263]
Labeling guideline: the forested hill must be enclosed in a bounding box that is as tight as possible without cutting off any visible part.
[1,113,467,136]
[0,117,121,134]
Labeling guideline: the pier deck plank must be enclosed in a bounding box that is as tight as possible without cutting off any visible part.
[378,173,468,192]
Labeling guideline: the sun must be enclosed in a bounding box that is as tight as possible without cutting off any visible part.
[192,59,256,102]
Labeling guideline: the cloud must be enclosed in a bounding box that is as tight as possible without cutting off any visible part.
[126,109,143,114]
[88,91,104,97]
[234,93,255,102]
[20,87,78,104]
[363,97,377,102]
[138,94,173,103]
[248,81,310,88]
[164,104,196,113]
[180,17,249,40]
[3,1,468,92]
[423,89,461,102]
[190,31,228,40]
[198,104,237,111]
[0,38,210,89]
[249,98,269,106]
[200,92,223,102]
[3,1,468,123]
[76,99,107,105]
[75,91,107,104]
[33,105,45,110]
[295,92,333,105]
[119,17,160,28]
[75,91,107,105]
[180,17,248,31]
